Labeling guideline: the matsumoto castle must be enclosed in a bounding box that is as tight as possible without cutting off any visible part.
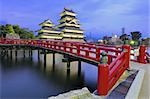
[37,8,85,42]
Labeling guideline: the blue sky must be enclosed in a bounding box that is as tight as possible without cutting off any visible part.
[0,0,149,39]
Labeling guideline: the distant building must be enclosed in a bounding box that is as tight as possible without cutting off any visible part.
[100,34,122,45]
[109,35,122,45]
[37,8,85,42]
[37,19,62,40]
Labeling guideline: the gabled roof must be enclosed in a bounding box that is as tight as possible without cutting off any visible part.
[60,8,77,17]
[39,19,54,27]
[64,8,75,13]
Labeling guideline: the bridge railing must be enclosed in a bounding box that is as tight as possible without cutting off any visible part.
[5,39,148,62]
[97,45,130,95]
[11,39,118,63]
[97,44,149,64]
[0,39,123,64]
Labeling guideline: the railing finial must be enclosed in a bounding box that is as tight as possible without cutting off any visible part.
[100,52,108,64]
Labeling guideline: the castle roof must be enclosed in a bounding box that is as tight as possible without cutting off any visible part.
[39,19,54,27]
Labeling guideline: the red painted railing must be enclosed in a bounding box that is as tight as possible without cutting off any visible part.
[97,45,130,95]
[97,43,149,64]
[1,39,122,63]
[0,39,132,95]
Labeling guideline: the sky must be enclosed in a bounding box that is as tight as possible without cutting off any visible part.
[0,0,149,39]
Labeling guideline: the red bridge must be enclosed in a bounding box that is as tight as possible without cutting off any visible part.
[0,39,149,96]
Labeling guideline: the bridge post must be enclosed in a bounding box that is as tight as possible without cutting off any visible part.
[44,51,46,66]
[122,45,131,68]
[97,52,109,95]
[30,49,33,57]
[23,50,25,58]
[78,60,81,77]
[64,42,67,52]
[96,48,100,62]
[139,45,146,64]
[67,61,70,70]
[107,55,112,64]
[53,52,55,66]
[28,49,32,58]
[70,44,73,53]
[66,68,71,81]
[38,50,40,60]
[97,64,109,95]
[85,50,89,58]
[77,44,80,56]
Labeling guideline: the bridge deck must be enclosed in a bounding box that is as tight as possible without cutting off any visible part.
[130,61,150,98]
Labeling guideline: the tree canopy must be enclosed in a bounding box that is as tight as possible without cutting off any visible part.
[0,24,35,39]
[131,31,141,41]
[5,24,15,34]
[120,34,130,41]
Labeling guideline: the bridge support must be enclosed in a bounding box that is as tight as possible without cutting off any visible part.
[29,49,32,57]
[23,50,25,58]
[30,50,33,57]
[53,52,55,66]
[38,50,40,60]
[66,69,71,80]
[43,52,46,71]
[67,61,70,70]
[29,50,30,57]
[78,60,81,77]
[44,52,47,66]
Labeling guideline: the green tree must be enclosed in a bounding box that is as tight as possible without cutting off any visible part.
[13,25,34,39]
[0,24,35,39]
[13,25,21,35]
[131,31,142,41]
[120,34,130,41]
[0,25,7,37]
[18,28,34,39]
[131,31,142,46]
[5,24,15,34]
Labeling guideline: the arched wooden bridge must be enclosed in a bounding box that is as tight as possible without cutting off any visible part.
[0,39,149,96]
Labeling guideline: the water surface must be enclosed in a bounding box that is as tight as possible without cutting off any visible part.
[0,50,97,99]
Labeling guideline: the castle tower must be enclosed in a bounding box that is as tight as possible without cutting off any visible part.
[38,19,62,40]
[56,8,84,42]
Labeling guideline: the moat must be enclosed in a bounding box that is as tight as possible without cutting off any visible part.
[0,50,97,99]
